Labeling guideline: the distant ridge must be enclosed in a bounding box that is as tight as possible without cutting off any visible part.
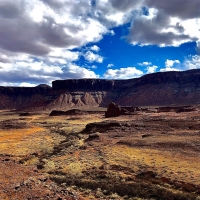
[1,69,200,110]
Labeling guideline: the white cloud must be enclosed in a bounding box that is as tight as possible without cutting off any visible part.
[127,0,200,47]
[160,67,180,72]
[104,67,143,79]
[1,0,200,86]
[0,56,99,86]
[18,82,37,87]
[165,59,180,68]
[159,59,180,72]
[107,63,114,68]
[146,65,158,74]
[138,61,152,66]
[90,45,100,52]
[84,51,104,63]
[183,55,200,70]
[91,65,97,69]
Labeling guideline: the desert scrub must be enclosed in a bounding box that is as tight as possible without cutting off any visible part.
[42,159,56,172]
[23,157,40,166]
[63,162,84,176]
[59,127,73,135]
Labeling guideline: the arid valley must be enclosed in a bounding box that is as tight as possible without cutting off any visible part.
[1,70,200,199]
[1,105,200,199]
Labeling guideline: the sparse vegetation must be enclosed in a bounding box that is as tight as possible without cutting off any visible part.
[0,109,200,199]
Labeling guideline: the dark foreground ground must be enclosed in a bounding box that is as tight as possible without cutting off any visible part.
[0,107,200,199]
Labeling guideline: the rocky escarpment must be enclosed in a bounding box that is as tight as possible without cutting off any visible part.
[116,69,200,106]
[0,85,54,110]
[52,79,115,91]
[1,69,200,110]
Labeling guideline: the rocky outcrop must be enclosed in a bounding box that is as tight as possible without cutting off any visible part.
[105,102,122,118]
[47,92,108,110]
[105,102,131,118]
[49,109,86,116]
[83,120,121,133]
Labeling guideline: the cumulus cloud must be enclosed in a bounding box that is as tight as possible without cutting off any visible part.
[145,0,200,19]
[104,67,143,79]
[127,0,200,47]
[110,0,143,12]
[138,62,152,66]
[90,45,100,52]
[146,65,158,74]
[165,59,180,68]
[84,51,104,63]
[183,55,200,70]
[0,0,141,85]
[127,10,192,47]
[0,57,98,86]
[160,59,181,72]
[1,0,200,85]
[107,64,114,68]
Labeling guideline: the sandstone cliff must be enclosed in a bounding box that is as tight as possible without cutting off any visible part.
[1,69,200,110]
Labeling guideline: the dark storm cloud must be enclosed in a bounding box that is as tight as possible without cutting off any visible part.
[145,0,200,19]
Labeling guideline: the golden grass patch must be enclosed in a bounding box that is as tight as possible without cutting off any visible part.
[0,126,65,156]
[104,145,200,185]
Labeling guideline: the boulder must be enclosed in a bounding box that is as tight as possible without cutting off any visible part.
[105,102,122,118]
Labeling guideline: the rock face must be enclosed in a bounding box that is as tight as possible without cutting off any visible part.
[52,79,115,91]
[1,69,200,110]
[0,86,53,110]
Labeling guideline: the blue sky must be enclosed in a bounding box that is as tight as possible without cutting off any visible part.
[0,0,200,86]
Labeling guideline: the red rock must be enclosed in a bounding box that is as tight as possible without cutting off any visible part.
[105,102,121,118]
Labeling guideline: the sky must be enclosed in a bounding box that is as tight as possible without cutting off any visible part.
[0,0,200,87]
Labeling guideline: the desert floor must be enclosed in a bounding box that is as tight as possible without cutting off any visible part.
[0,109,200,199]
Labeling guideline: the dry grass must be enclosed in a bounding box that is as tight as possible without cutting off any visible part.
[1,110,200,199]
[104,144,200,185]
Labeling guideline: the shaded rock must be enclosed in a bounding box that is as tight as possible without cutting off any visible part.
[142,134,153,138]
[85,132,100,142]
[105,102,122,118]
[157,105,197,113]
[175,106,197,113]
[136,171,157,179]
[49,110,66,116]
[49,109,86,116]
[83,120,121,133]
[19,112,31,116]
